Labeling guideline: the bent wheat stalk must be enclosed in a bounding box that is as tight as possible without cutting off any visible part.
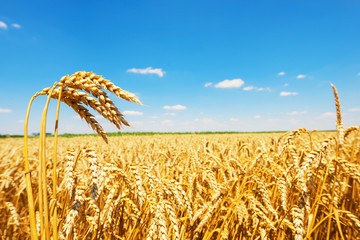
[24,71,141,240]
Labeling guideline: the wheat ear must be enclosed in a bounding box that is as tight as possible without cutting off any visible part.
[331,84,344,146]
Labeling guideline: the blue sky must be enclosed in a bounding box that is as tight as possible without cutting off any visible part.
[1,0,360,134]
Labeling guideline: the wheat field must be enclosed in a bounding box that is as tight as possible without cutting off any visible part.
[0,72,359,239]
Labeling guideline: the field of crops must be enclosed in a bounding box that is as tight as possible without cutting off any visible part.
[1,129,360,239]
[0,71,359,239]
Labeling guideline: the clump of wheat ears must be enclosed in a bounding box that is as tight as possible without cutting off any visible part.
[24,71,141,240]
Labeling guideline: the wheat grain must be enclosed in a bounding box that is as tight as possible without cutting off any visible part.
[5,202,20,231]
[61,148,76,196]
[84,147,99,200]
[291,207,305,240]
[62,185,85,238]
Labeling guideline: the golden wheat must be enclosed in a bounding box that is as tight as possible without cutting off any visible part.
[1,81,359,239]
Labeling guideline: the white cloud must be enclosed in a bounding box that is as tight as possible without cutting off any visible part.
[163,105,187,110]
[243,86,255,91]
[164,113,176,116]
[214,79,244,88]
[204,82,213,87]
[319,112,336,119]
[12,23,21,28]
[161,120,174,126]
[280,91,298,96]
[287,111,308,115]
[278,72,285,76]
[254,115,261,119]
[297,74,306,79]
[284,83,289,87]
[126,67,165,77]
[349,108,360,112]
[194,118,215,124]
[0,108,12,113]
[123,110,144,116]
[357,72,360,76]
[94,115,104,119]
[243,86,270,92]
[0,21,7,30]
[229,118,239,122]
[18,120,25,123]
[149,115,158,119]
[256,87,271,92]
[73,115,81,120]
